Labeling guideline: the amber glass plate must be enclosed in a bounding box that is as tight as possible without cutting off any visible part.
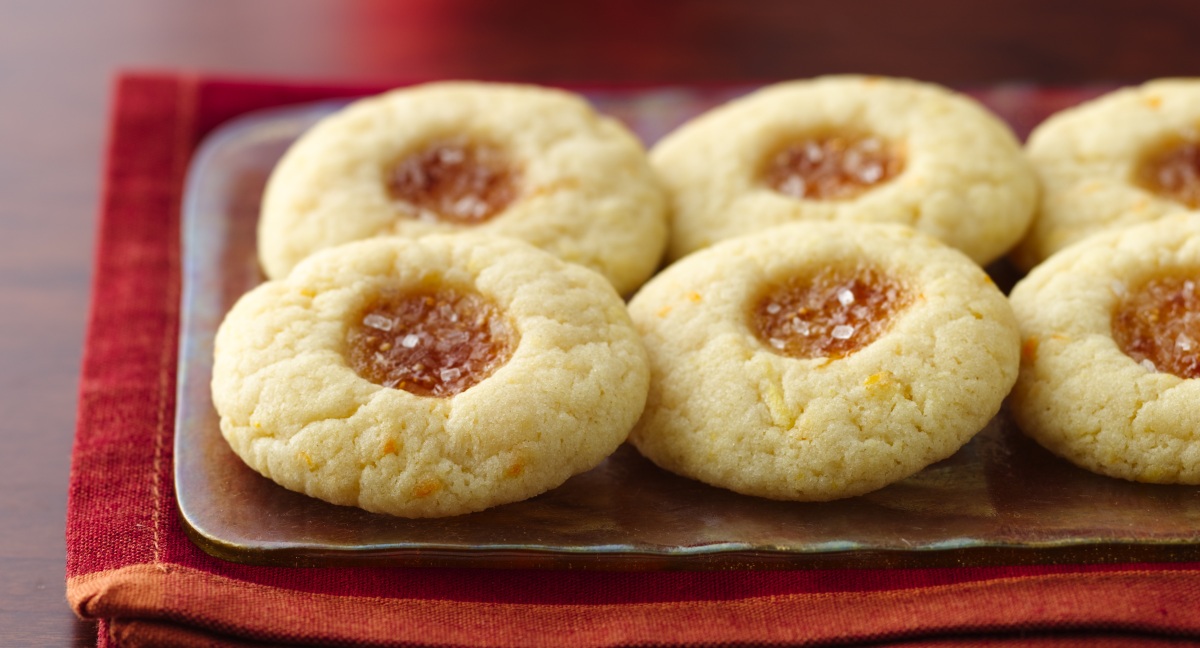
[176,85,1200,569]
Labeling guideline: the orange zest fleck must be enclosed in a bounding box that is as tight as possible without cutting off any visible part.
[1021,336,1039,363]
[412,480,441,499]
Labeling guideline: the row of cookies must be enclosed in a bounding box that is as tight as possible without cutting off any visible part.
[257,77,1046,295]
[212,77,1200,518]
[255,78,1200,305]
[649,77,1200,490]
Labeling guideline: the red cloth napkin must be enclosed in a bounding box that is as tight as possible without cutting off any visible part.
[67,72,1200,648]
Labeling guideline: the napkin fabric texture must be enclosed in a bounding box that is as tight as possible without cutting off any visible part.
[67,72,1200,648]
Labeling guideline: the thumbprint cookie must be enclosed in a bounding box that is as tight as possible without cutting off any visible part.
[258,81,668,295]
[1009,214,1200,483]
[649,75,1037,266]
[1015,79,1200,270]
[212,234,650,517]
[627,222,1020,501]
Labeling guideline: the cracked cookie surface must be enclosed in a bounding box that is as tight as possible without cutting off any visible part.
[258,81,668,295]
[1009,214,1200,483]
[1015,79,1200,270]
[212,234,650,517]
[649,75,1037,266]
[627,222,1019,501]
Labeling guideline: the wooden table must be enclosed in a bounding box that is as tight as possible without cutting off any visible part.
[4,1,1199,644]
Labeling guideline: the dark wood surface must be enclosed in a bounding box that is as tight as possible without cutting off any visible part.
[4,1,1200,645]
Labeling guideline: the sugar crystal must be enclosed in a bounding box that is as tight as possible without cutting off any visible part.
[364,314,394,331]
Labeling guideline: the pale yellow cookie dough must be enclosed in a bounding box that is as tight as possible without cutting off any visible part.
[1015,79,1200,270]
[258,81,668,295]
[1009,214,1200,483]
[627,222,1020,501]
[212,234,650,517]
[650,75,1037,265]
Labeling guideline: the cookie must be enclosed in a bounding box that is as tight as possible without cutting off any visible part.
[258,81,668,296]
[627,222,1020,501]
[1015,79,1200,270]
[649,75,1037,266]
[1008,213,1200,483]
[211,234,650,517]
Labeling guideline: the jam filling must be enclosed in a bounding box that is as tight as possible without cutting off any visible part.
[751,266,911,359]
[386,138,518,224]
[763,134,902,200]
[1113,275,1200,378]
[346,287,515,397]
[1136,137,1200,208]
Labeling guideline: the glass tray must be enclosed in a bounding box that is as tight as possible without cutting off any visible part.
[176,85,1200,569]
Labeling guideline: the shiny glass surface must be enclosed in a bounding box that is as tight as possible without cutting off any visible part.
[176,87,1200,569]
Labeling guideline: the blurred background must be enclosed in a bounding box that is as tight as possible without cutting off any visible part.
[3,0,1200,645]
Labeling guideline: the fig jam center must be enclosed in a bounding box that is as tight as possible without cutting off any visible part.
[763,135,902,200]
[751,266,910,359]
[1112,275,1200,378]
[347,288,514,397]
[387,138,518,224]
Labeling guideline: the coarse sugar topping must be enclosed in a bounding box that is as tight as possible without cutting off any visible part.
[751,265,911,359]
[347,287,515,396]
[387,137,519,224]
[762,134,902,200]
[1112,274,1200,379]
